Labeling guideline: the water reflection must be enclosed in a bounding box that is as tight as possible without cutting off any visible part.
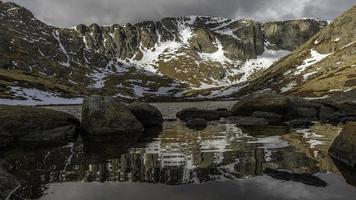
[1,121,355,199]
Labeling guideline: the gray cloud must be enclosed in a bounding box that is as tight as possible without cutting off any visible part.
[8,0,355,27]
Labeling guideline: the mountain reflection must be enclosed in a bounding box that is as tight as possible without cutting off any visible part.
[2,121,350,198]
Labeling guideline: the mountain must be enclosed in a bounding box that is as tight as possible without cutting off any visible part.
[226,6,356,102]
[0,1,326,104]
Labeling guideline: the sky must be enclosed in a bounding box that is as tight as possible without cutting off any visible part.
[8,0,356,27]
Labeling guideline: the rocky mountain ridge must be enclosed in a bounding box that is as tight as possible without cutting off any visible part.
[224,5,356,102]
[0,1,327,104]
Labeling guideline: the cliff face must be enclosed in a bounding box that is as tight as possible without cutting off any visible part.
[0,1,326,103]
[230,6,356,102]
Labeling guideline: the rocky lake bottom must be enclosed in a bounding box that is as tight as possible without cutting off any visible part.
[1,101,356,200]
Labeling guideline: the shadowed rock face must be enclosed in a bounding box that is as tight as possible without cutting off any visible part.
[0,1,326,101]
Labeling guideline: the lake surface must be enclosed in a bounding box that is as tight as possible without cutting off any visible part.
[2,101,356,200]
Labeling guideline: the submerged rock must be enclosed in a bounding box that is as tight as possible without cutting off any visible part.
[81,95,144,136]
[215,108,231,118]
[252,111,282,124]
[186,118,208,130]
[284,119,314,128]
[128,102,163,128]
[227,116,269,126]
[264,168,327,187]
[329,122,356,168]
[0,105,79,148]
[241,125,290,136]
[176,108,220,121]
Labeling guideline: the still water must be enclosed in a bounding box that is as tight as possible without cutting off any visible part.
[2,101,356,200]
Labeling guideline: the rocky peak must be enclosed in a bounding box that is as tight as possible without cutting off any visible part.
[0,1,34,20]
[230,6,356,101]
[0,1,329,103]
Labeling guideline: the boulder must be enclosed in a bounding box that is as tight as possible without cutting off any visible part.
[252,111,282,124]
[186,118,208,130]
[231,94,291,116]
[329,122,356,168]
[128,102,163,128]
[81,95,144,136]
[176,108,220,121]
[231,94,320,120]
[227,116,269,126]
[0,106,79,148]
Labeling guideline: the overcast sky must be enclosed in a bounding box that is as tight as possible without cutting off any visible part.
[8,0,355,27]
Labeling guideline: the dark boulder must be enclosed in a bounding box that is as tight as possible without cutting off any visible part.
[0,106,79,148]
[318,105,337,122]
[231,94,320,120]
[81,95,144,136]
[215,108,231,118]
[176,108,220,121]
[316,101,356,123]
[186,118,208,130]
[128,102,163,128]
[252,111,282,124]
[231,94,291,116]
[329,122,356,168]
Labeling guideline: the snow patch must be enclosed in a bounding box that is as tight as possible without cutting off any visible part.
[280,81,297,93]
[1,87,83,105]
[238,48,290,83]
[198,38,232,64]
[294,49,332,75]
[52,30,70,67]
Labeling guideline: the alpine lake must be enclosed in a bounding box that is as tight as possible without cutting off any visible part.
[2,101,356,200]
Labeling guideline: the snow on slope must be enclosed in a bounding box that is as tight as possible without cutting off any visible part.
[238,48,291,83]
[0,87,83,105]
[293,49,333,75]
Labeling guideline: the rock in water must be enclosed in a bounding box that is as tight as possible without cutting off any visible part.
[81,95,144,136]
[186,118,208,130]
[231,94,319,120]
[226,116,269,126]
[329,122,356,168]
[0,106,79,148]
[176,108,220,121]
[231,94,291,116]
[252,111,282,124]
[128,102,163,128]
